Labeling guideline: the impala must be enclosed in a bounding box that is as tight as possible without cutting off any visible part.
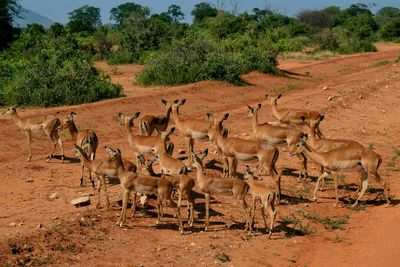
[105,146,183,233]
[59,112,98,187]
[290,135,390,207]
[75,145,136,210]
[4,105,64,162]
[244,166,277,238]
[266,94,324,138]
[139,99,172,136]
[247,103,307,179]
[208,113,281,203]
[190,150,250,231]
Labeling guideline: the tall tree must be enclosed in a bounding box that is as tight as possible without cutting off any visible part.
[191,2,218,24]
[167,4,184,22]
[110,2,150,26]
[68,5,101,33]
[0,0,20,50]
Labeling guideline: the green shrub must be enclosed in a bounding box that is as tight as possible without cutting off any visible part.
[0,34,121,107]
[107,49,134,64]
[135,36,277,86]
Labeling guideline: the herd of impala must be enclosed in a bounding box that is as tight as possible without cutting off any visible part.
[3,94,391,237]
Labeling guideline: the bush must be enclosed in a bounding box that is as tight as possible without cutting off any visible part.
[0,34,121,107]
[107,49,134,64]
[136,36,277,86]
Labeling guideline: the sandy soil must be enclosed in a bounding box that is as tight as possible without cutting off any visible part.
[1,43,400,267]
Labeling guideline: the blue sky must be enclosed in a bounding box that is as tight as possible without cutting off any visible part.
[19,0,400,24]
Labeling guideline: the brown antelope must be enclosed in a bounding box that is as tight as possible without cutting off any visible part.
[171,99,225,162]
[208,113,281,203]
[59,112,99,187]
[3,105,64,162]
[244,166,277,238]
[266,94,324,139]
[301,114,364,190]
[119,112,172,167]
[104,146,183,233]
[139,99,172,136]
[290,135,390,207]
[75,145,137,210]
[247,103,307,179]
[190,150,250,231]
[154,127,188,175]
[138,154,197,227]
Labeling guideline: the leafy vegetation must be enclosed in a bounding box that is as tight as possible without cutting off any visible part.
[1,1,400,106]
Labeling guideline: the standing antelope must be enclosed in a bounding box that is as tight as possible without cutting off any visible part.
[3,105,64,162]
[290,135,390,207]
[154,127,188,175]
[75,145,137,210]
[59,112,98,187]
[301,114,364,190]
[139,99,172,136]
[244,166,277,238]
[190,150,250,231]
[171,99,224,162]
[104,146,183,233]
[208,113,281,203]
[119,112,171,167]
[266,94,324,139]
[138,154,197,227]
[247,103,307,179]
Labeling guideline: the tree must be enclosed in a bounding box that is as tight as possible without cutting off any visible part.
[376,7,400,26]
[166,4,184,22]
[297,10,334,29]
[0,0,20,50]
[68,5,101,33]
[191,2,218,24]
[110,2,150,26]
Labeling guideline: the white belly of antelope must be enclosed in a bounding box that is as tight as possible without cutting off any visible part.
[191,131,208,140]
[234,152,257,161]
[137,145,154,154]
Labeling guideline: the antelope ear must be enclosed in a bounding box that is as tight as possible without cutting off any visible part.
[319,115,325,121]
[161,99,168,106]
[246,105,253,112]
[245,165,251,173]
[174,99,179,104]
[180,99,186,105]
[155,128,161,135]
[104,146,113,153]
[70,112,76,119]
[169,127,176,134]
[277,94,282,99]
[203,148,208,156]
[257,103,261,109]
[222,113,229,121]
[301,116,306,122]
[207,112,214,121]
[222,127,229,138]
[133,112,140,119]
[117,148,121,154]
[118,112,124,119]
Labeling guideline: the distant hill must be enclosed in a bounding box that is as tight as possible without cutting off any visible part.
[13,8,55,28]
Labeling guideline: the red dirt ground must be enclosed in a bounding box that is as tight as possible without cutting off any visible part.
[1,43,400,267]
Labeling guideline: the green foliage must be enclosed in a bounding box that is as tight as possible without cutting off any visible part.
[0,0,20,50]
[68,5,101,34]
[0,33,121,107]
[136,35,277,86]
[110,2,150,26]
[106,49,134,65]
[380,18,400,40]
[191,2,218,24]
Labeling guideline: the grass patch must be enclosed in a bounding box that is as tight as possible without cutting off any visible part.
[303,212,350,230]
[273,83,298,94]
[281,214,315,237]
[346,203,366,211]
[395,56,400,63]
[216,252,231,263]
[330,235,342,243]
[372,60,390,68]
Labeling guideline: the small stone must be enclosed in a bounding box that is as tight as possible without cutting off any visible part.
[386,85,389,89]
[328,96,333,101]
[190,242,195,246]
[36,223,43,229]
[9,222,17,227]
[322,86,328,90]
[25,179,34,183]
[381,110,386,114]
[304,203,309,207]
[71,196,91,207]
[49,193,59,200]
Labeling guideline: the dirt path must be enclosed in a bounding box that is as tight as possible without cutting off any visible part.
[0,43,399,266]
